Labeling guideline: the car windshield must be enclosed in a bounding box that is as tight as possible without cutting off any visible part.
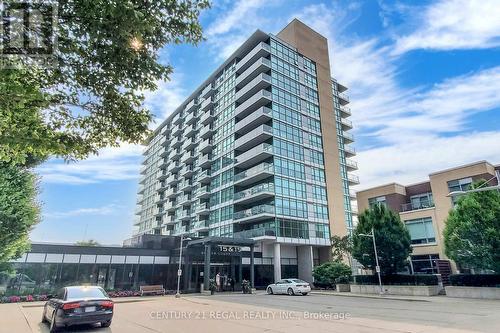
[290,279,307,283]
[66,287,107,300]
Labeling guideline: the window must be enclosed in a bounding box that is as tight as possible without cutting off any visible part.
[220,205,233,221]
[272,87,300,110]
[409,193,434,210]
[220,187,233,203]
[312,185,327,201]
[221,169,233,185]
[368,196,386,208]
[272,103,302,127]
[277,218,309,239]
[313,204,329,219]
[448,178,472,204]
[274,157,305,179]
[273,121,303,143]
[308,149,324,165]
[405,217,436,245]
[308,133,323,149]
[270,39,299,65]
[315,224,330,239]
[275,176,307,199]
[276,197,308,218]
[310,167,325,182]
[274,138,304,160]
[272,71,300,95]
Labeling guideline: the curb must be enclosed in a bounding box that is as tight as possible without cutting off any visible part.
[310,291,431,302]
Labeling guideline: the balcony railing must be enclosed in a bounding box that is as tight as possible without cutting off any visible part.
[401,202,435,212]
[233,204,275,221]
[234,162,274,182]
[233,228,276,239]
[234,183,274,201]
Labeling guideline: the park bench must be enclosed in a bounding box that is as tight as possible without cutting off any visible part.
[140,285,165,296]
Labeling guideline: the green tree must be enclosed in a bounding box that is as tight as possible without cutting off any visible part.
[0,163,40,262]
[330,235,352,262]
[1,0,210,165]
[444,182,500,272]
[352,204,412,275]
[312,261,352,288]
[75,239,101,247]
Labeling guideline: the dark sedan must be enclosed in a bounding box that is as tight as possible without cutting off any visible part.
[42,286,113,332]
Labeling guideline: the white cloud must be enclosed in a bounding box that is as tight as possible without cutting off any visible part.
[37,143,143,185]
[143,72,187,124]
[44,204,121,219]
[392,0,500,54]
[204,0,285,60]
[356,131,500,190]
[290,2,500,191]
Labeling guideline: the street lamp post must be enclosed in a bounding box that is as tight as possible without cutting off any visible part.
[359,227,383,294]
[447,175,500,197]
[175,234,191,298]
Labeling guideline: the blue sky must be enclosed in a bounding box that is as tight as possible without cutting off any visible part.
[31,0,500,245]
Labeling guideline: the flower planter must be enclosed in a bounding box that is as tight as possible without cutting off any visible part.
[350,284,440,296]
[445,286,500,300]
[336,284,351,292]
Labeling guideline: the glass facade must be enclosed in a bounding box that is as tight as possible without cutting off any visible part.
[134,32,355,251]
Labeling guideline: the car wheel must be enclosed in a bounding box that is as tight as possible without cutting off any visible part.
[302,293,308,296]
[287,288,295,296]
[41,306,48,323]
[267,287,273,295]
[49,311,58,332]
[101,320,112,327]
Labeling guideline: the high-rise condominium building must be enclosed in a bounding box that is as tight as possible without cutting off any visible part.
[357,160,499,275]
[134,20,358,282]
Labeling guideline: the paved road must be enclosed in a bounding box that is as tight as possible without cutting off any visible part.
[202,292,500,332]
[2,293,499,333]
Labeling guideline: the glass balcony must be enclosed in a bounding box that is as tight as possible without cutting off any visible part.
[198,154,212,168]
[234,73,271,104]
[233,228,276,239]
[234,106,272,135]
[177,194,192,205]
[196,169,211,184]
[235,42,271,74]
[344,159,358,171]
[341,131,355,144]
[177,210,192,221]
[194,202,210,215]
[343,145,356,157]
[235,57,271,89]
[339,92,349,104]
[200,96,213,111]
[233,204,275,222]
[401,201,435,212]
[234,183,274,204]
[185,99,197,113]
[193,186,210,199]
[340,117,353,131]
[234,124,273,151]
[234,89,272,119]
[202,83,214,98]
[200,125,215,139]
[180,165,195,177]
[347,174,360,185]
[191,219,209,231]
[233,162,274,186]
[339,105,351,117]
[234,142,273,168]
[199,138,213,153]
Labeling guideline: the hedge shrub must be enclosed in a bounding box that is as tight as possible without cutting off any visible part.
[312,261,352,288]
[449,274,500,287]
[351,274,439,286]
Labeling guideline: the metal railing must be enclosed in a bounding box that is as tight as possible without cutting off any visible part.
[234,183,274,201]
[401,202,435,212]
[234,163,274,182]
[233,204,275,220]
[233,228,276,239]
